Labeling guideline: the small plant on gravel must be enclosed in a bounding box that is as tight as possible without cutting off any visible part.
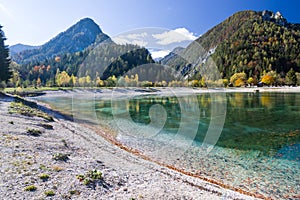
[26,128,42,137]
[76,170,103,186]
[39,173,50,181]
[39,164,48,171]
[9,102,54,121]
[39,123,53,130]
[24,185,37,191]
[61,139,68,147]
[3,134,18,140]
[69,190,80,195]
[51,165,64,172]
[52,153,69,162]
[44,190,55,196]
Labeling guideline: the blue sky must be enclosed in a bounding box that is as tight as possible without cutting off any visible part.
[0,0,299,46]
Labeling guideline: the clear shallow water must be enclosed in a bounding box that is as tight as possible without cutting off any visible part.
[36,92,300,199]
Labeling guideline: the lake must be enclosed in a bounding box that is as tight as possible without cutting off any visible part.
[35,90,300,199]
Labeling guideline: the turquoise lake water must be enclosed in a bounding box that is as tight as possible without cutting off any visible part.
[36,91,300,199]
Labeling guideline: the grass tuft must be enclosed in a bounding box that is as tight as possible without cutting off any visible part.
[9,102,54,121]
[69,190,80,195]
[39,123,53,130]
[24,185,37,191]
[76,169,103,186]
[27,128,42,137]
[51,165,64,172]
[39,173,50,181]
[52,153,69,162]
[44,190,55,196]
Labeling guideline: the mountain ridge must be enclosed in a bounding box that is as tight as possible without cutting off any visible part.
[12,18,109,64]
[12,18,154,87]
[9,43,40,56]
[161,10,300,83]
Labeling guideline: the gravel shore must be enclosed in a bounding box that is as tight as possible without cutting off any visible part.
[0,94,258,200]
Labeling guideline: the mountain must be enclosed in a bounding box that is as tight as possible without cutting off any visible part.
[12,18,109,64]
[18,42,154,86]
[9,44,39,56]
[160,47,185,70]
[160,47,184,63]
[161,10,300,82]
[13,18,154,87]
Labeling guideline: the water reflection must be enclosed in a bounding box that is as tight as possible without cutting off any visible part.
[219,93,300,157]
[93,93,300,158]
[35,92,300,198]
[37,92,300,160]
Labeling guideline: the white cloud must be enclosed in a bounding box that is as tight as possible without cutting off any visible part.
[112,36,130,45]
[127,32,148,39]
[112,32,148,47]
[112,28,198,49]
[152,28,197,45]
[131,39,148,47]
[150,49,170,59]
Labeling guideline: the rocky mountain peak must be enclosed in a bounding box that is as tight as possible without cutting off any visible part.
[262,10,287,26]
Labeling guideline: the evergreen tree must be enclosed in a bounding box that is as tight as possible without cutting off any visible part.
[285,68,297,86]
[0,25,11,83]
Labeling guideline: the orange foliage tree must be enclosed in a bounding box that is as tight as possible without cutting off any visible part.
[261,75,274,86]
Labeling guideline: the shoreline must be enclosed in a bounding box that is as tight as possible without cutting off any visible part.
[33,89,272,199]
[0,93,260,199]
[26,87,300,199]
[26,86,300,99]
[22,87,300,198]
[84,124,267,199]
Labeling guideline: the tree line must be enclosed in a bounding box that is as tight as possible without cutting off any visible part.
[0,25,11,89]
[2,14,300,90]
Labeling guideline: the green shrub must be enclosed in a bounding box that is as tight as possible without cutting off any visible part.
[39,173,50,181]
[44,190,55,196]
[27,128,42,137]
[9,102,54,121]
[76,170,102,186]
[39,123,53,130]
[39,164,48,171]
[24,185,37,191]
[52,153,69,161]
[69,190,80,195]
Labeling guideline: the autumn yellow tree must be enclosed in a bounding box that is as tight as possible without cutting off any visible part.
[124,75,130,87]
[95,77,104,87]
[230,72,247,87]
[133,74,139,86]
[9,71,20,87]
[190,80,199,87]
[247,77,254,86]
[36,77,42,87]
[86,75,92,87]
[105,75,117,87]
[261,75,274,86]
[56,71,71,87]
[70,74,77,87]
[78,77,86,87]
[200,77,206,87]
[55,56,61,62]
